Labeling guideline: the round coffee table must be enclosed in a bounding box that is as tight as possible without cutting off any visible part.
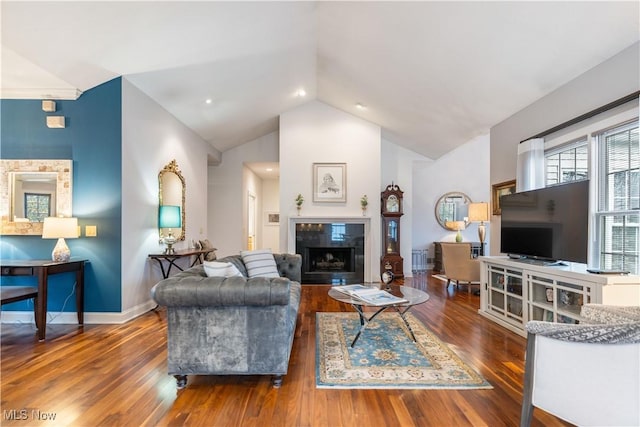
[328,284,429,347]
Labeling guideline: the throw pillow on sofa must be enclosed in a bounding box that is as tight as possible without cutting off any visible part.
[240,249,280,278]
[203,261,243,278]
[199,239,218,261]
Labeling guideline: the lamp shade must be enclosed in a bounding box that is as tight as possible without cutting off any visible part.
[159,205,181,228]
[42,217,78,239]
[468,202,489,222]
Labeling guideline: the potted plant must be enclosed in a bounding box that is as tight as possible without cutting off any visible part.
[295,193,304,215]
[360,195,368,215]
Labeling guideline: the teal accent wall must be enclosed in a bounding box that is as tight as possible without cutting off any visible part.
[0,78,122,312]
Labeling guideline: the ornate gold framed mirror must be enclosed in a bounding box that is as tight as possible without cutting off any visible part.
[158,159,185,242]
[0,159,73,235]
[435,192,472,230]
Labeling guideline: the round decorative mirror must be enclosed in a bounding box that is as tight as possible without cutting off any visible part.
[158,159,186,242]
[435,192,472,230]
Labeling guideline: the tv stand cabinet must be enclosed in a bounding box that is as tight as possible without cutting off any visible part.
[478,256,640,337]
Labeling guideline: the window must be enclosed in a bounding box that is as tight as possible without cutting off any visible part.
[25,193,51,222]
[596,121,639,274]
[545,139,588,185]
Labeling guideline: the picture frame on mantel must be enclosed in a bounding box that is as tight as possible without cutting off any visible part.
[492,179,516,215]
[313,163,346,203]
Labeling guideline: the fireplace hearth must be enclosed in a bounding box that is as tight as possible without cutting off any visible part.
[295,223,364,284]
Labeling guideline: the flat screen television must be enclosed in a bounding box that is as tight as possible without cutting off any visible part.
[500,180,589,264]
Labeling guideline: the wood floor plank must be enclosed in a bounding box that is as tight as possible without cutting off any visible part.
[1,274,571,426]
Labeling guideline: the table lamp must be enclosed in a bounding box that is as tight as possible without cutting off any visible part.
[42,216,78,262]
[159,205,181,254]
[467,202,489,248]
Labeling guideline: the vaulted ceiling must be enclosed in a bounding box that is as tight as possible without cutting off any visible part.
[2,1,638,159]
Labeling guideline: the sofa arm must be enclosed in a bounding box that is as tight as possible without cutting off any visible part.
[152,275,295,307]
[274,253,302,282]
[580,304,640,325]
[525,320,640,344]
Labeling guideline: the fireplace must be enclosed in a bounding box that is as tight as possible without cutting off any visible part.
[306,247,355,273]
[295,222,364,284]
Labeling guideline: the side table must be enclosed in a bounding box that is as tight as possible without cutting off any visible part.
[0,259,87,341]
[148,248,216,279]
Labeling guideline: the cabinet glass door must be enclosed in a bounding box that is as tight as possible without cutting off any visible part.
[488,270,506,314]
[528,275,590,324]
[529,276,555,321]
[505,273,523,323]
[556,281,588,323]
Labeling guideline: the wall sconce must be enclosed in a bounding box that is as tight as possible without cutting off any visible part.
[159,205,181,254]
[85,225,97,237]
[42,100,56,112]
[46,116,65,128]
[42,216,78,262]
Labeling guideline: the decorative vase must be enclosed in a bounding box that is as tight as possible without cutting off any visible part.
[455,230,463,243]
[297,206,301,216]
[362,207,366,216]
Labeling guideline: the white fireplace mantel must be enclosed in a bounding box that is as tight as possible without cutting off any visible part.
[288,215,373,282]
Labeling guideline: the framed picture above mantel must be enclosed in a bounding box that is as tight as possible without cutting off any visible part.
[312,163,346,203]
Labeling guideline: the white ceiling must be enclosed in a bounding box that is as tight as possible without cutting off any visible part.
[2,1,638,160]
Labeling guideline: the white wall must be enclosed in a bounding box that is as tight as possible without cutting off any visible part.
[121,78,218,316]
[261,178,280,251]
[243,165,262,250]
[381,138,431,275]
[279,101,382,280]
[489,42,639,255]
[208,131,279,256]
[413,134,491,261]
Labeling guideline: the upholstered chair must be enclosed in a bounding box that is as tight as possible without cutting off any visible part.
[520,304,640,426]
[440,242,480,292]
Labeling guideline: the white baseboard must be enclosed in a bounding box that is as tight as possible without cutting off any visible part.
[1,299,158,325]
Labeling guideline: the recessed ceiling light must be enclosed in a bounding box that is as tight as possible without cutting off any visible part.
[356,103,366,110]
[266,168,273,172]
[205,98,213,104]
[296,89,306,97]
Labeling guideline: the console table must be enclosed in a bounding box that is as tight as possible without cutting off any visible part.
[0,259,87,341]
[148,248,216,279]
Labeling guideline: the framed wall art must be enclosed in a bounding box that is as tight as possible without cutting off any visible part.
[265,211,280,226]
[492,179,516,215]
[313,163,346,203]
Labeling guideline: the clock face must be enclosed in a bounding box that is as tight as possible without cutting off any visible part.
[386,195,399,212]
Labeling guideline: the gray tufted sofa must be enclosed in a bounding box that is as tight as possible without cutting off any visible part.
[151,253,302,389]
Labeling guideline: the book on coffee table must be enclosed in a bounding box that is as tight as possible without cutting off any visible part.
[333,284,409,306]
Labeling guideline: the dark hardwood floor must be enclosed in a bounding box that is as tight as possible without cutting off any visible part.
[0,273,570,426]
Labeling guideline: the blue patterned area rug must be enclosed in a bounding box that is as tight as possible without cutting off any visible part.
[316,312,492,389]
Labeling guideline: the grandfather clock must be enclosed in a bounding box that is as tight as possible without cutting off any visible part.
[380,183,404,278]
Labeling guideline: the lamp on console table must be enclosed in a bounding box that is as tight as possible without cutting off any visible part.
[159,205,181,254]
[42,216,78,262]
[467,202,489,255]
